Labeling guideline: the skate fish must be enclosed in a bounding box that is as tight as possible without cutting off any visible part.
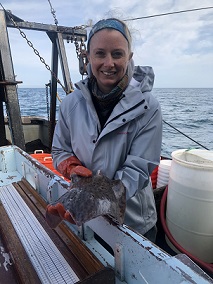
[46,171,126,228]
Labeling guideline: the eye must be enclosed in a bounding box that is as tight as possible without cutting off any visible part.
[112,51,124,59]
[95,50,105,58]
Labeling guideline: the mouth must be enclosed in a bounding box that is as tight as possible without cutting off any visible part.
[101,71,116,76]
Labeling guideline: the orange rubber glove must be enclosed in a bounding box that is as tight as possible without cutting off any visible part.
[46,203,75,226]
[57,156,92,179]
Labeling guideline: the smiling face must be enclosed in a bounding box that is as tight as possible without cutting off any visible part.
[87,29,133,94]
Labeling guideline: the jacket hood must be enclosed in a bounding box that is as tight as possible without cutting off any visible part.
[131,65,155,93]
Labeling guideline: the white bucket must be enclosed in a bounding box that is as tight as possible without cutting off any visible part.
[166,149,213,263]
[156,159,171,188]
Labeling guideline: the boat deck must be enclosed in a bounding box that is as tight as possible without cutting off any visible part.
[0,145,213,284]
[0,178,114,283]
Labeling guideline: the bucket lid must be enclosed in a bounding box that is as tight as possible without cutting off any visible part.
[172,149,213,168]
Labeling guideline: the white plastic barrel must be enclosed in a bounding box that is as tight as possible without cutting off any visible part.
[166,149,213,263]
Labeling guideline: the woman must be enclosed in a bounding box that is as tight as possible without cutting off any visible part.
[50,18,162,242]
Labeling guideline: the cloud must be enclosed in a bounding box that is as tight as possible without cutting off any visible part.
[1,0,213,87]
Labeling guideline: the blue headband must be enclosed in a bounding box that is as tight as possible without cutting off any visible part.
[87,19,129,48]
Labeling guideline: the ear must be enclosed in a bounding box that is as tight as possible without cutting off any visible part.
[129,52,133,60]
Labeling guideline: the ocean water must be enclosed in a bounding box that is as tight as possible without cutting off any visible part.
[153,88,213,157]
[13,87,213,157]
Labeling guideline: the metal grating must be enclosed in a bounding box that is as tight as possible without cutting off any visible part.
[0,184,80,284]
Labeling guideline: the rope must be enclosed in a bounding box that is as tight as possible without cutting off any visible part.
[163,120,209,150]
[123,6,213,21]
[56,93,62,102]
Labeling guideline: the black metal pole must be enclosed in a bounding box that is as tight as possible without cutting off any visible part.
[49,33,58,149]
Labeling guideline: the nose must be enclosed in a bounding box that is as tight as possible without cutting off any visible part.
[103,54,114,67]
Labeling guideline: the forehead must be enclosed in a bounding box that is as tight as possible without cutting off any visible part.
[89,29,129,50]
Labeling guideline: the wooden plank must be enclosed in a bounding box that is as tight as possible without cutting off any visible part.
[14,181,87,280]
[16,179,105,276]
[0,200,41,284]
[6,18,87,40]
[0,11,25,150]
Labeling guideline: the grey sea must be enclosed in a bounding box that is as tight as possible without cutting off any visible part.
[15,88,213,157]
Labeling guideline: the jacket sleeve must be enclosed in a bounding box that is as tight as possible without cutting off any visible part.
[114,101,162,200]
[51,99,75,170]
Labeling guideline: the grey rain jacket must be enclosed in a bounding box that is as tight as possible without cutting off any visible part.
[52,61,162,235]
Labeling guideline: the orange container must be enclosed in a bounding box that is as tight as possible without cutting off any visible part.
[41,156,54,170]
[31,150,54,169]
[31,150,51,162]
[31,150,70,181]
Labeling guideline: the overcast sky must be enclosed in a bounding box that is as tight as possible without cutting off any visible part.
[1,0,213,88]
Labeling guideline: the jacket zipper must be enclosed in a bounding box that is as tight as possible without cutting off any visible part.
[103,99,146,129]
